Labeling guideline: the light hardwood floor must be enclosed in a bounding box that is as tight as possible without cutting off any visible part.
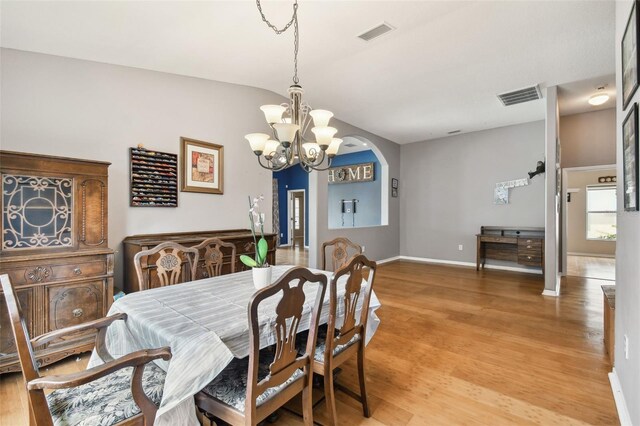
[566,255,615,281]
[0,261,619,425]
[276,246,309,267]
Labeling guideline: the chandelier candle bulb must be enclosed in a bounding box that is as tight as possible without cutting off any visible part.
[264,140,280,159]
[245,133,270,154]
[309,109,334,127]
[311,126,338,149]
[326,138,343,156]
[260,105,287,124]
[273,123,300,143]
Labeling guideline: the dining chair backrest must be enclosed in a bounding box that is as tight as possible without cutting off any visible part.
[321,237,363,272]
[246,267,327,417]
[0,274,50,424]
[192,237,237,278]
[326,255,377,356]
[134,241,199,290]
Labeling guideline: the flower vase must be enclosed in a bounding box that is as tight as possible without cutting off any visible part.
[252,266,272,289]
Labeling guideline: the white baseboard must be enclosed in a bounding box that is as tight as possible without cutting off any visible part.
[609,368,632,426]
[541,289,559,297]
[395,256,542,275]
[377,256,401,265]
[568,252,615,259]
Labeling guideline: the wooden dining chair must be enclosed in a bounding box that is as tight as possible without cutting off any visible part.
[311,254,377,425]
[192,237,237,278]
[321,237,363,272]
[194,267,328,426]
[134,241,199,290]
[0,274,172,426]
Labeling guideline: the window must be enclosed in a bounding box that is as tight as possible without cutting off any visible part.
[586,185,617,240]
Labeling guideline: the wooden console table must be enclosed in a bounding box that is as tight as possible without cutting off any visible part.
[476,226,545,273]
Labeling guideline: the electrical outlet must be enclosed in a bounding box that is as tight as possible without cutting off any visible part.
[362,246,366,253]
[458,244,463,251]
[280,233,284,238]
[624,335,630,360]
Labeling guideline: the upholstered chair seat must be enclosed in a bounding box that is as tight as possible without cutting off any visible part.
[201,349,304,412]
[297,325,360,362]
[46,363,167,426]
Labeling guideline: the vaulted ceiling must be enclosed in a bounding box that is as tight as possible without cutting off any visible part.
[1,1,615,144]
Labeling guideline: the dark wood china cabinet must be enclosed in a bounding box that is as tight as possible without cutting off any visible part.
[0,151,114,373]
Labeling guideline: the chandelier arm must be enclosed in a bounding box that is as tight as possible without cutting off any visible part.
[258,155,289,172]
[305,156,334,172]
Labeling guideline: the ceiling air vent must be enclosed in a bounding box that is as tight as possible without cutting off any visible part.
[497,85,542,106]
[343,143,358,148]
[447,130,461,135]
[357,22,395,41]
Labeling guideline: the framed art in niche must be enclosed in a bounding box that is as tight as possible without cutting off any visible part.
[623,103,639,211]
[622,0,640,110]
[181,137,224,194]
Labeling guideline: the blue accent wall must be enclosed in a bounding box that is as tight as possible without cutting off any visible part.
[328,150,382,228]
[273,166,309,245]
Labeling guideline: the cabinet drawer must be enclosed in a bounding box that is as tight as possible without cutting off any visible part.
[3,258,107,286]
[518,238,542,249]
[479,236,517,244]
[518,254,543,266]
[44,280,106,347]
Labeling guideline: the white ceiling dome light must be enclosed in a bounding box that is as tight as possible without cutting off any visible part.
[588,86,610,106]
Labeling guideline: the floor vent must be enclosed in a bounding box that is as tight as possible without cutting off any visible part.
[358,22,395,41]
[497,85,542,106]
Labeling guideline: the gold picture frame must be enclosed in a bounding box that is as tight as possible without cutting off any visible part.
[180,137,224,194]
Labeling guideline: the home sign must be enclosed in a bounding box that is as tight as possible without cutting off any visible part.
[328,162,374,184]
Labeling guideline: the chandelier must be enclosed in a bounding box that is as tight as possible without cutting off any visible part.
[245,0,342,173]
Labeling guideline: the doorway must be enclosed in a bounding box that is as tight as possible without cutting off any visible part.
[562,165,616,281]
[289,190,306,248]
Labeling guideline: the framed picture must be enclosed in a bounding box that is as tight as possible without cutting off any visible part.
[623,103,639,211]
[391,187,398,198]
[391,178,398,189]
[180,137,224,194]
[622,1,640,110]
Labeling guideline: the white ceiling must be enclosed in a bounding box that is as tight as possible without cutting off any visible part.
[1,1,616,144]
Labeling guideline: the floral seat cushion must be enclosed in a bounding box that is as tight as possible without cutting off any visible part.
[200,349,304,412]
[297,325,360,362]
[46,363,166,426]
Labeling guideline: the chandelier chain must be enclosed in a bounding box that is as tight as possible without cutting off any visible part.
[255,0,299,84]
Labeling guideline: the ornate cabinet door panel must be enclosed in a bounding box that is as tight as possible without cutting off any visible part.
[0,288,33,360]
[44,280,105,347]
[77,178,108,249]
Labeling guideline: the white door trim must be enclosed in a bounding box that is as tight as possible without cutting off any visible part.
[287,189,306,246]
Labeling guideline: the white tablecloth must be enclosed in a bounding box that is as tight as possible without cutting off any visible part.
[88,265,381,426]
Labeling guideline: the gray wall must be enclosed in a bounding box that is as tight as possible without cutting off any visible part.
[1,48,403,282]
[614,2,640,423]
[560,108,616,168]
[400,121,545,265]
[566,169,616,256]
[0,48,278,288]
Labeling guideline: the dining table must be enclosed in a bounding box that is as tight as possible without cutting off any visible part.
[87,265,381,426]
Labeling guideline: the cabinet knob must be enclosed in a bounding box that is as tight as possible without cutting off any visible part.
[527,245,532,249]
[73,267,82,275]
[72,308,84,318]
[527,256,532,260]
[526,239,532,243]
